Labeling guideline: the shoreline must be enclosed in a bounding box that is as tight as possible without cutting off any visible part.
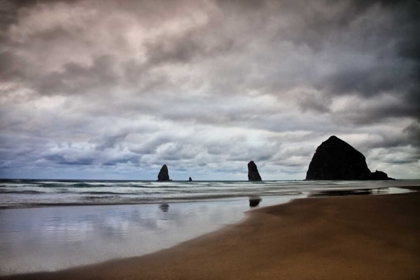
[2,191,419,279]
[0,192,302,210]
[3,179,420,210]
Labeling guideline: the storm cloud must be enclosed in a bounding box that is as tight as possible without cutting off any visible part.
[0,0,419,180]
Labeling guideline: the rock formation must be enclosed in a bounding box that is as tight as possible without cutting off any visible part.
[370,170,391,180]
[248,161,262,181]
[188,177,192,182]
[157,164,170,181]
[305,136,393,180]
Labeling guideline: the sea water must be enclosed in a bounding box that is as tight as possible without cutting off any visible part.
[0,179,417,208]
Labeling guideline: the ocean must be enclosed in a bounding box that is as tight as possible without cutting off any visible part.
[0,179,417,209]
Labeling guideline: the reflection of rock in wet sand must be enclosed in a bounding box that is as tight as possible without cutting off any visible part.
[249,197,262,207]
[159,204,169,212]
[309,189,372,197]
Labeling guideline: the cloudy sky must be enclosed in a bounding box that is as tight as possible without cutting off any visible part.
[0,0,419,180]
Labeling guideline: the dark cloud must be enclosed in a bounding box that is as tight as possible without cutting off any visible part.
[34,55,119,95]
[332,99,419,126]
[0,0,24,42]
[323,65,405,97]
[44,154,95,166]
[0,51,25,82]
[403,121,420,145]
[102,156,140,166]
[398,38,420,61]
[298,91,331,114]
[143,27,235,66]
[129,135,174,155]
[93,133,128,151]
[276,0,409,50]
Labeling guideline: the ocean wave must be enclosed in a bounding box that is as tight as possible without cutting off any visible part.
[0,190,46,194]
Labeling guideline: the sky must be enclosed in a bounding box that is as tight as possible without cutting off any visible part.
[0,0,419,180]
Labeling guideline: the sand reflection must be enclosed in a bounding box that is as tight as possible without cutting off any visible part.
[0,196,300,275]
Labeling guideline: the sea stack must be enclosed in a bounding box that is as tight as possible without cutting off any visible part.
[188,177,192,182]
[248,161,262,181]
[305,136,393,180]
[157,164,170,181]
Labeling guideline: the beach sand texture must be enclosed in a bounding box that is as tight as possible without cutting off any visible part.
[2,192,419,280]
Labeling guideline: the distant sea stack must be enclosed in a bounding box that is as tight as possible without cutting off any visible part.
[248,161,262,181]
[189,177,192,182]
[157,164,170,181]
[305,136,393,180]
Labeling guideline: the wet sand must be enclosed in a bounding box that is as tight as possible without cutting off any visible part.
[2,192,420,280]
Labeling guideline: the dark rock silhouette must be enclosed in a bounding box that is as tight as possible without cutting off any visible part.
[306,136,393,180]
[309,189,372,197]
[370,170,391,180]
[249,197,262,207]
[189,177,192,182]
[248,161,262,181]
[157,164,170,181]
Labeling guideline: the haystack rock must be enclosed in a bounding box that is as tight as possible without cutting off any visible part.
[157,164,170,181]
[370,170,391,180]
[188,177,192,182]
[305,136,393,180]
[248,161,262,181]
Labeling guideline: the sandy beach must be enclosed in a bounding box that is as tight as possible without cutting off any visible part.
[2,190,419,280]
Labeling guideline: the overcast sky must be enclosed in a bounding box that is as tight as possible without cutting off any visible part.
[0,0,419,180]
